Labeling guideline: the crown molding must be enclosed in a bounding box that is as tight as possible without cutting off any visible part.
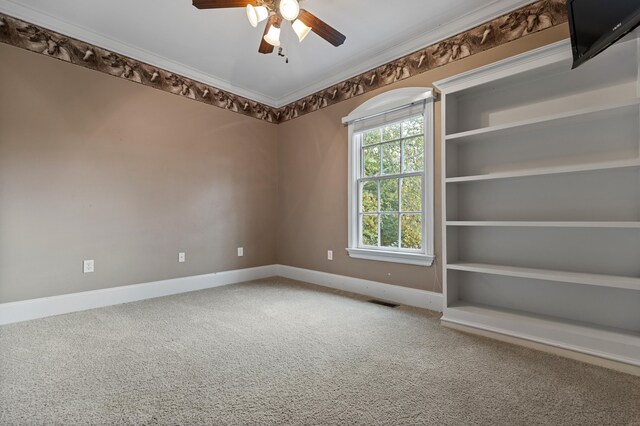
[0,0,536,108]
[0,0,281,107]
[276,0,567,122]
[274,0,536,107]
[0,0,567,123]
[434,39,572,94]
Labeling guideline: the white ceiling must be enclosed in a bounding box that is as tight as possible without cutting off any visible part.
[0,0,532,106]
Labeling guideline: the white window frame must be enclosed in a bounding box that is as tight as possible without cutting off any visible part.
[343,88,436,267]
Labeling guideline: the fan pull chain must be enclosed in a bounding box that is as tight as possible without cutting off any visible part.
[278,47,289,64]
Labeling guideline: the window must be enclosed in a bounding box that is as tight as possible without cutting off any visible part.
[343,88,435,266]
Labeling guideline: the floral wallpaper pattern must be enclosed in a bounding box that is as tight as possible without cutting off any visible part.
[0,0,567,124]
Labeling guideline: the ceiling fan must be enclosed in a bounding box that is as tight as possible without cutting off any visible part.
[193,0,346,54]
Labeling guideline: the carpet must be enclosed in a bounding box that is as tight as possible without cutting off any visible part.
[1,278,639,425]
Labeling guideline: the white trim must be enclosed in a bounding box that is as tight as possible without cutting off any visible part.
[345,88,435,266]
[446,262,640,291]
[342,88,435,125]
[444,97,640,143]
[424,94,436,263]
[347,122,359,255]
[442,303,640,368]
[446,221,640,228]
[346,248,434,266]
[442,321,640,377]
[432,35,640,95]
[0,265,278,325]
[434,40,573,94]
[445,158,640,183]
[276,265,443,312]
[445,98,640,141]
[0,264,443,325]
[0,0,533,108]
[0,0,280,106]
[439,80,450,308]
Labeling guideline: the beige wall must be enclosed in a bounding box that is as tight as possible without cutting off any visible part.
[0,43,279,303]
[0,24,569,303]
[276,25,569,293]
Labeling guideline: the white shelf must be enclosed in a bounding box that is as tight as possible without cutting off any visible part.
[442,302,640,367]
[436,37,640,369]
[446,221,640,228]
[446,158,640,183]
[447,262,640,291]
[445,98,640,142]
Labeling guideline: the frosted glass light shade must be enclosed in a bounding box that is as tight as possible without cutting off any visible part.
[264,25,281,47]
[246,5,269,28]
[279,0,299,21]
[292,19,311,42]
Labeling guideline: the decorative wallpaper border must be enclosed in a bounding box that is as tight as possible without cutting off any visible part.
[0,0,567,124]
[278,0,567,122]
[0,13,281,123]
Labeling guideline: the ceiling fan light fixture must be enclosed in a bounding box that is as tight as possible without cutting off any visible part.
[246,4,269,28]
[292,19,311,42]
[279,0,300,21]
[264,24,281,47]
[192,0,346,54]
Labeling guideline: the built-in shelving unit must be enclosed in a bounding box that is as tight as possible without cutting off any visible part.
[445,158,640,183]
[444,303,640,367]
[446,221,640,228]
[434,36,640,370]
[447,263,640,291]
[445,98,640,142]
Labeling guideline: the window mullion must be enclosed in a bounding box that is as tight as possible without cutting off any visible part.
[378,129,383,248]
[399,134,404,249]
[360,137,364,180]
[378,134,383,179]
[358,138,362,247]
[400,136,405,174]
[421,116,427,249]
[377,180,381,247]
[422,172,426,249]
[398,176,402,249]
[358,171,422,182]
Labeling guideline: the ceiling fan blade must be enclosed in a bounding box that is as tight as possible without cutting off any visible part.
[298,10,346,47]
[258,16,277,54]
[193,0,257,9]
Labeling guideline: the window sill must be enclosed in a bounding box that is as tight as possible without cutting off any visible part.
[346,248,434,266]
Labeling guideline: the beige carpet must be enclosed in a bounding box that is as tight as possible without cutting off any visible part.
[1,278,639,425]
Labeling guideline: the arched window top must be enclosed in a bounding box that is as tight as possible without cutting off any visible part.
[342,87,435,125]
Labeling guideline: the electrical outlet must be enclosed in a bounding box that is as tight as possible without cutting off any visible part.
[237,247,244,257]
[327,250,333,261]
[83,259,94,273]
[178,252,186,263]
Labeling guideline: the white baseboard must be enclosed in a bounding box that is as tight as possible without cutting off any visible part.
[0,264,278,325]
[275,264,443,312]
[0,263,442,325]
